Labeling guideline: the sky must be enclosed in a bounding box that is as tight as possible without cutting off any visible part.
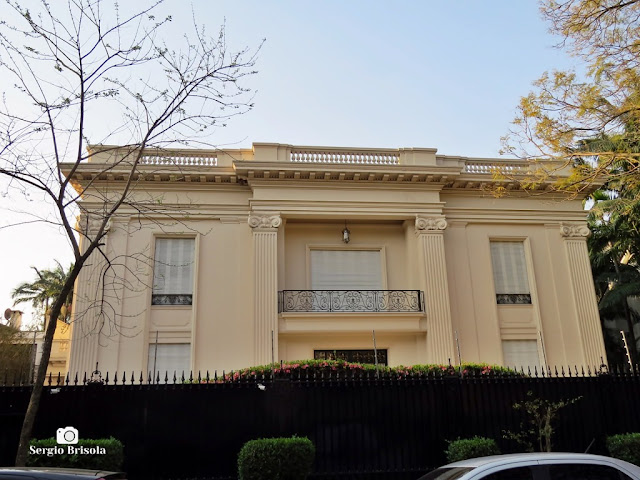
[0,1,581,328]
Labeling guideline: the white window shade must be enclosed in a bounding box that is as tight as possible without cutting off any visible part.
[490,242,530,294]
[148,343,191,378]
[310,250,383,289]
[153,238,195,305]
[490,241,532,304]
[502,340,540,371]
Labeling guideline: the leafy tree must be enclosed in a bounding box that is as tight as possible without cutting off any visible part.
[11,262,74,327]
[503,391,582,452]
[587,190,640,364]
[0,0,260,465]
[0,325,33,384]
[503,0,640,364]
[502,0,640,195]
[580,127,640,364]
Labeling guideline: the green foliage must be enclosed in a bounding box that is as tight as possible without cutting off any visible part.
[587,184,640,365]
[237,436,315,480]
[11,262,74,324]
[502,0,640,197]
[0,326,33,383]
[189,360,522,383]
[445,436,501,463]
[607,433,640,466]
[399,362,520,376]
[27,437,124,471]
[503,391,582,452]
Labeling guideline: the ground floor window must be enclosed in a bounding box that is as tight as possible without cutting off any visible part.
[502,340,540,371]
[314,349,388,366]
[148,343,191,380]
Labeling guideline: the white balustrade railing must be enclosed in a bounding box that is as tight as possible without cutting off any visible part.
[91,144,539,173]
[291,149,399,165]
[140,153,217,167]
[464,161,531,174]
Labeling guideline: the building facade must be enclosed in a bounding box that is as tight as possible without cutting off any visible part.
[66,143,606,377]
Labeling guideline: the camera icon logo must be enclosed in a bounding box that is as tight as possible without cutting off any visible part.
[56,427,79,445]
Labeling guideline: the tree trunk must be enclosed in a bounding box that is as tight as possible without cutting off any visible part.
[14,267,80,466]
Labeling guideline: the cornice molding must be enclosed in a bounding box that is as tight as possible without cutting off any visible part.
[64,161,572,195]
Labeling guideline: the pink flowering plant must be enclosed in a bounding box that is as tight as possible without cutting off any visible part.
[187,360,521,383]
[394,362,517,377]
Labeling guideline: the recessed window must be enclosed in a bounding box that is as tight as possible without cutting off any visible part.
[502,340,540,371]
[147,343,191,379]
[310,249,383,290]
[490,241,532,304]
[314,349,388,366]
[152,238,195,305]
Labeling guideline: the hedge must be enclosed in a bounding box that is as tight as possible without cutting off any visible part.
[189,359,522,383]
[238,436,315,480]
[445,436,501,463]
[27,437,124,471]
[607,433,640,466]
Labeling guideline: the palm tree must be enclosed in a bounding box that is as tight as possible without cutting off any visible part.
[11,262,74,328]
[578,125,640,365]
[584,163,640,365]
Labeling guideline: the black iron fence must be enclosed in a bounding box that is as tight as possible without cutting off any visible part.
[2,368,640,480]
[278,290,424,313]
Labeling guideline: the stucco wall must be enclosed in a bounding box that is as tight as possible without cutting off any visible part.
[67,144,606,376]
[284,222,408,290]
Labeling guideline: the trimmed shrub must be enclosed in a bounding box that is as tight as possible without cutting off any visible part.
[446,436,501,463]
[27,437,124,471]
[238,436,315,480]
[395,363,521,377]
[188,359,522,383]
[607,433,640,466]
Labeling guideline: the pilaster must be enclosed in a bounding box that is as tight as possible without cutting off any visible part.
[67,213,111,377]
[560,223,607,366]
[249,213,281,365]
[415,215,456,363]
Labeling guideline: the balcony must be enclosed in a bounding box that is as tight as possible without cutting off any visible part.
[278,290,424,313]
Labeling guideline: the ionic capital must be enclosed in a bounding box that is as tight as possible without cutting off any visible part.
[415,215,447,233]
[560,223,590,238]
[78,212,111,237]
[248,213,282,231]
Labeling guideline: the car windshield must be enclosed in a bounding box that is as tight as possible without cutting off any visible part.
[417,467,475,480]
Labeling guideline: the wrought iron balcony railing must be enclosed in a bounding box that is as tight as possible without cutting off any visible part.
[278,290,424,313]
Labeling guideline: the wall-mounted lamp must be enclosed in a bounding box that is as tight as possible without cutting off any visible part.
[342,221,350,244]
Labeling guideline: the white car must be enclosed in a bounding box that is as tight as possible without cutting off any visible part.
[417,453,640,480]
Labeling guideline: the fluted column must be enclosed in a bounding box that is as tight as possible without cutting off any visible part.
[67,214,111,377]
[415,216,456,363]
[560,223,607,366]
[249,213,281,365]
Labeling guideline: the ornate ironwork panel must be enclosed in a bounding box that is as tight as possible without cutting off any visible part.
[314,349,388,366]
[278,290,424,313]
[496,294,531,305]
[152,294,193,306]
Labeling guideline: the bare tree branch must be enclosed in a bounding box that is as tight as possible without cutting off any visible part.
[0,0,261,465]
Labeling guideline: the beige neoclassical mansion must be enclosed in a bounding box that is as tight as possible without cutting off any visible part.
[65,143,606,377]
